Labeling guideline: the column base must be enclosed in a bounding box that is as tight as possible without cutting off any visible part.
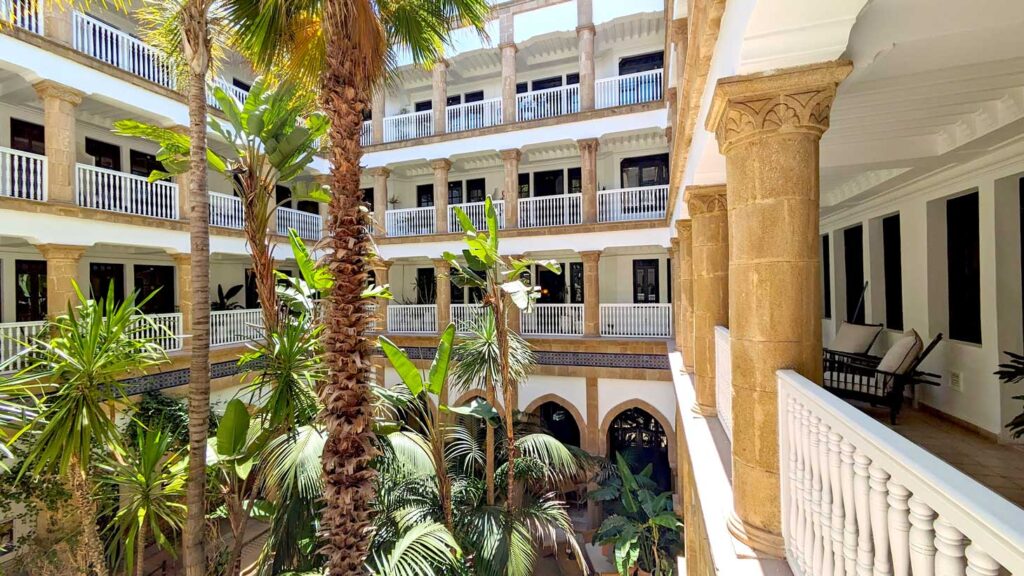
[690,402,717,417]
[727,511,786,558]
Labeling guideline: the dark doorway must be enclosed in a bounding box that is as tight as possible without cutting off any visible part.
[130,150,163,178]
[362,187,374,210]
[536,401,580,448]
[416,184,434,208]
[232,78,252,92]
[9,120,46,199]
[414,100,432,112]
[843,225,865,324]
[518,173,530,198]
[448,180,464,206]
[618,52,665,75]
[607,407,670,492]
[245,268,258,309]
[568,167,582,195]
[467,178,486,203]
[10,119,45,155]
[85,138,121,171]
[822,235,831,319]
[134,264,175,314]
[533,170,564,197]
[947,192,981,344]
[531,76,563,91]
[882,215,903,330]
[633,259,659,303]
[621,154,669,188]
[569,262,584,304]
[90,263,125,306]
[415,268,436,304]
[536,266,565,303]
[15,260,46,322]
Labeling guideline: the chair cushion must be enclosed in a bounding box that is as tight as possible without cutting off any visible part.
[830,322,884,354]
[877,330,924,375]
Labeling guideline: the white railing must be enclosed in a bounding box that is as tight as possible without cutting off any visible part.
[361,121,373,147]
[135,313,182,352]
[448,200,504,233]
[451,304,488,333]
[1,0,43,34]
[385,206,435,237]
[599,303,672,338]
[209,192,243,229]
[382,110,433,143]
[521,304,583,336]
[365,302,380,332]
[387,304,437,333]
[76,164,178,220]
[211,309,262,347]
[0,146,46,202]
[779,370,1024,576]
[0,320,46,373]
[516,84,580,122]
[597,185,669,223]
[715,326,732,443]
[72,12,175,90]
[277,207,322,241]
[208,77,249,109]
[595,69,664,109]
[446,98,502,133]
[518,194,582,228]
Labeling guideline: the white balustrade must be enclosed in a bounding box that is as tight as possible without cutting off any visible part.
[599,303,672,338]
[134,313,182,352]
[209,192,243,229]
[76,164,178,220]
[382,110,434,143]
[385,206,436,237]
[208,77,249,109]
[779,369,1024,576]
[361,121,373,147]
[595,69,664,109]
[451,304,488,333]
[446,98,502,132]
[518,194,582,229]
[72,12,175,90]
[365,302,380,332]
[276,206,322,241]
[714,326,732,443]
[387,304,437,333]
[597,185,669,223]
[449,200,504,233]
[516,84,581,122]
[211,309,262,347]
[0,146,46,201]
[1,0,43,34]
[0,320,46,373]
[520,304,583,336]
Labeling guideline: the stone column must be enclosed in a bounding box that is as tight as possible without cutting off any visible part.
[578,138,599,224]
[43,3,73,45]
[500,149,521,229]
[585,375,601,527]
[433,259,451,332]
[171,253,193,335]
[36,244,86,319]
[33,81,84,205]
[431,159,452,234]
[675,220,695,372]
[687,185,728,416]
[371,167,390,236]
[371,90,385,145]
[580,250,601,336]
[576,0,596,112]
[373,259,392,331]
[707,60,851,556]
[432,60,448,135]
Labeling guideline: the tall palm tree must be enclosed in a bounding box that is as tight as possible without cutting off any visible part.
[222,1,490,571]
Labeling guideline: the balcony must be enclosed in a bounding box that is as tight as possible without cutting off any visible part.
[382,110,433,143]
[75,164,178,220]
[211,309,262,347]
[72,12,176,90]
[387,304,437,334]
[597,185,668,223]
[0,146,46,202]
[520,303,584,337]
[518,194,582,229]
[451,303,488,333]
[595,69,664,109]
[385,206,435,237]
[361,121,373,147]
[448,200,504,233]
[516,84,581,122]
[3,0,43,34]
[134,312,183,352]
[599,303,672,338]
[276,206,322,241]
[0,320,46,373]
[446,98,502,134]
[209,192,244,229]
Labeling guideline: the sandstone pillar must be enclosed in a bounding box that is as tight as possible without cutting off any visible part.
[434,259,451,332]
[687,185,728,416]
[576,0,595,112]
[432,60,448,135]
[43,3,72,45]
[578,138,599,224]
[171,253,193,336]
[431,159,452,234]
[371,167,390,236]
[37,244,86,318]
[371,90,385,145]
[33,81,84,205]
[707,61,851,556]
[674,220,694,372]
[500,149,521,229]
[580,251,601,336]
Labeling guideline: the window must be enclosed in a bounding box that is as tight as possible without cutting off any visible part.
[416,268,436,304]
[566,73,580,85]
[618,51,665,75]
[843,225,865,324]
[516,82,528,94]
[568,168,582,195]
[86,138,121,171]
[10,119,44,155]
[416,184,434,208]
[947,192,981,343]
[569,262,584,304]
[620,154,669,188]
[446,95,462,107]
[467,178,486,203]
[414,100,432,112]
[533,170,564,197]
[448,181,464,206]
[296,200,319,215]
[275,185,292,207]
[531,76,563,91]
[129,150,163,178]
[536,266,565,303]
[822,235,831,319]
[464,91,484,103]
[882,215,903,330]
[134,264,175,314]
[15,260,46,322]
[232,78,251,92]
[362,187,374,210]
[451,279,465,304]
[633,259,659,303]
[518,173,530,198]
[90,263,125,305]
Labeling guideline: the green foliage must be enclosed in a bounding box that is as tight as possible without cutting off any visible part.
[449,310,534,396]
[997,351,1024,437]
[212,283,244,311]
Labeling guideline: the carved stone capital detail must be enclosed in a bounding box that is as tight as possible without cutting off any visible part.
[430,158,452,172]
[577,138,600,155]
[33,80,85,106]
[675,219,692,242]
[685,184,727,215]
[500,149,521,162]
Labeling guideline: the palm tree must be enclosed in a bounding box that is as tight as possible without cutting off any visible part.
[222,1,490,570]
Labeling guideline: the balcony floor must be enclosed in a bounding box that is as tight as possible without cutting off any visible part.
[854,401,1024,508]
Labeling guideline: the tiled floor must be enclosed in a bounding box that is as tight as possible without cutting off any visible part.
[855,402,1024,508]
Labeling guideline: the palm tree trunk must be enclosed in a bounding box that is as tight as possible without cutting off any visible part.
[493,293,517,511]
[135,521,147,576]
[485,375,496,505]
[320,1,378,573]
[181,2,212,575]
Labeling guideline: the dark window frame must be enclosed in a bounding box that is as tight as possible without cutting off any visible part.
[843,225,865,324]
[946,192,982,344]
[882,214,904,330]
[632,259,660,303]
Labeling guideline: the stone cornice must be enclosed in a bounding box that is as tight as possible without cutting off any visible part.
[500,148,522,161]
[33,79,85,105]
[685,184,727,215]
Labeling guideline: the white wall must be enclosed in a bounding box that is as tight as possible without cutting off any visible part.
[598,378,675,432]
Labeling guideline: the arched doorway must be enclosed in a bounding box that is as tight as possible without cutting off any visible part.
[535,400,581,448]
[606,407,670,492]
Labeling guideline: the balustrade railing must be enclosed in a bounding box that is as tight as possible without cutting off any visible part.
[1,0,43,34]
[361,121,373,147]
[208,77,249,109]
[211,309,262,347]
[276,207,322,240]
[451,304,488,333]
[520,304,583,336]
[599,303,672,338]
[595,69,664,109]
[518,194,582,228]
[72,12,175,90]
[387,304,437,333]
[135,312,182,352]
[446,98,502,133]
[209,192,243,229]
[779,369,1024,576]
[382,110,433,143]
[0,146,46,201]
[385,206,436,237]
[516,84,580,122]
[715,326,732,442]
[597,185,669,223]
[76,164,178,220]
[449,200,504,233]
[0,320,45,373]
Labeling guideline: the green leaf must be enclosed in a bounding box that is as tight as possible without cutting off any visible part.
[289,229,333,291]
[442,398,500,426]
[216,399,251,458]
[453,207,477,235]
[613,539,640,576]
[380,337,424,396]
[427,324,455,396]
[485,197,499,248]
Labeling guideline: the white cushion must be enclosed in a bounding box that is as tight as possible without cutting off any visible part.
[830,322,883,354]
[877,330,924,375]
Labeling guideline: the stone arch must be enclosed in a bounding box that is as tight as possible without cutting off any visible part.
[599,398,677,493]
[525,393,586,449]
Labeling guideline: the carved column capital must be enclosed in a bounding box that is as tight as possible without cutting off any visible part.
[579,250,602,265]
[36,243,87,261]
[577,138,600,155]
[674,219,692,242]
[575,23,596,37]
[33,80,85,106]
[685,184,727,216]
[430,158,452,172]
[706,60,852,154]
[500,148,521,162]
[369,166,391,179]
